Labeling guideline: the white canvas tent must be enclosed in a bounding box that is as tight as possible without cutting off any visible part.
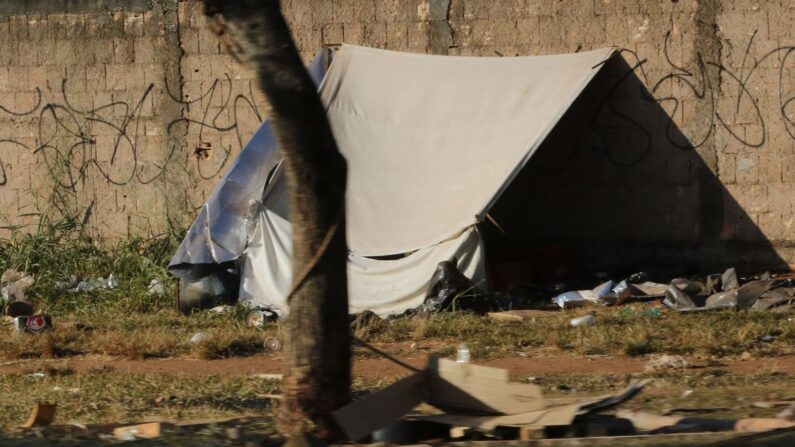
[169,44,616,317]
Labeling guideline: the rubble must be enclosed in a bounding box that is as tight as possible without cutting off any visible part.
[547,267,795,314]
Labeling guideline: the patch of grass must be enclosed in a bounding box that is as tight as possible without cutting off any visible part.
[0,310,284,361]
[0,371,281,444]
[0,224,793,362]
[1,360,794,445]
[354,307,795,359]
[193,327,283,360]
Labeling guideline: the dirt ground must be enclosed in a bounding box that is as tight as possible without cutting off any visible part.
[3,351,795,378]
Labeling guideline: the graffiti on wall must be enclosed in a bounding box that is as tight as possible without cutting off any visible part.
[0,73,264,228]
[0,27,793,231]
[557,30,795,169]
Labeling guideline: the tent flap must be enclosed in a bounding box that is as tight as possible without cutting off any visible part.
[323,45,616,256]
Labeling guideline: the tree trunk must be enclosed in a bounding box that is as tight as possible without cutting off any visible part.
[202,0,350,438]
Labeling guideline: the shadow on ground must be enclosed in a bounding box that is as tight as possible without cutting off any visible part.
[484,54,788,288]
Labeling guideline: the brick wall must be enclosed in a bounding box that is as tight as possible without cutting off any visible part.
[0,0,794,272]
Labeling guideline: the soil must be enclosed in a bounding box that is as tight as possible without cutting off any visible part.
[2,353,794,378]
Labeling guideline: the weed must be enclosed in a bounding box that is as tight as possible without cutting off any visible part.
[192,329,275,360]
[0,224,792,362]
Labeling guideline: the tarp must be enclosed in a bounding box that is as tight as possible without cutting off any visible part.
[238,164,487,316]
[324,45,616,256]
[170,45,616,317]
[168,52,328,268]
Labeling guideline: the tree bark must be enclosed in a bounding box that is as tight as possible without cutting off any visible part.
[202,0,350,438]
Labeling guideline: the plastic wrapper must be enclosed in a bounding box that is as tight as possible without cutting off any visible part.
[552,291,585,309]
[662,284,697,309]
[423,259,476,313]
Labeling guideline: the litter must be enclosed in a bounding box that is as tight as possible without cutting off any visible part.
[331,356,649,441]
[113,422,162,441]
[632,282,669,296]
[263,337,281,351]
[22,403,57,428]
[552,280,617,309]
[722,267,739,290]
[1,270,35,302]
[617,410,795,433]
[592,280,614,299]
[424,259,480,313]
[4,300,34,318]
[455,343,470,363]
[189,332,209,344]
[543,267,795,314]
[612,280,641,304]
[486,310,542,322]
[570,314,596,326]
[14,315,53,334]
[208,305,234,314]
[246,308,278,327]
[68,274,118,293]
[663,284,697,309]
[55,275,79,291]
[552,291,586,309]
[147,279,165,296]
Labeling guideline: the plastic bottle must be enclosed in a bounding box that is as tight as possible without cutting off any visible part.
[264,337,282,351]
[456,343,470,363]
[569,315,596,327]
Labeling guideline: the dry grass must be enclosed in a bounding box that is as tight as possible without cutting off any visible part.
[0,370,282,445]
[1,224,793,362]
[2,303,793,362]
[356,307,795,359]
[0,368,793,444]
[0,311,284,361]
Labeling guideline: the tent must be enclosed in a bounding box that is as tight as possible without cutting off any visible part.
[169,44,616,318]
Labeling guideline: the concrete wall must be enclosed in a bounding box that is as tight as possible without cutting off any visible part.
[0,0,794,273]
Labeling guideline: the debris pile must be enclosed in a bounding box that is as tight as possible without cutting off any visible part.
[331,357,650,442]
[549,268,795,313]
[67,274,118,293]
[327,357,795,443]
[0,269,53,334]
